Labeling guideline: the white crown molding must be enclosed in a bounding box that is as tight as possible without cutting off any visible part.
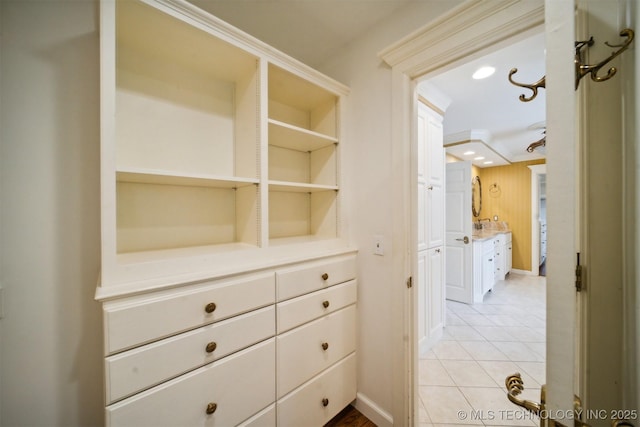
[378,0,544,79]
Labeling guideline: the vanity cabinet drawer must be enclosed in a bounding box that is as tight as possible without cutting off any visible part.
[277,353,356,427]
[104,273,275,354]
[106,305,275,404]
[277,280,356,333]
[106,338,276,427]
[277,305,356,398]
[276,255,356,301]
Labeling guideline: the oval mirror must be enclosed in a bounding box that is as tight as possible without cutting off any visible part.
[472,176,482,218]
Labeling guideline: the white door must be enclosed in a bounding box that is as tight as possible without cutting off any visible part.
[444,161,472,304]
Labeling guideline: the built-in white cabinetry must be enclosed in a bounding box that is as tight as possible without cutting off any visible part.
[102,254,357,426]
[97,0,356,424]
[98,0,350,291]
[505,232,513,274]
[417,100,446,353]
[494,234,506,281]
[473,238,495,303]
[472,232,511,303]
[504,232,512,276]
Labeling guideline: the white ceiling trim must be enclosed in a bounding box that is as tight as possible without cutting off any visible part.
[378,0,544,79]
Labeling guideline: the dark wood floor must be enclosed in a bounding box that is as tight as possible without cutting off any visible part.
[324,405,376,427]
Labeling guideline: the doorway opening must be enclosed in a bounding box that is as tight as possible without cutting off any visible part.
[414,29,548,425]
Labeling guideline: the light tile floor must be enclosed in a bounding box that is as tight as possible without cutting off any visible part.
[419,273,546,427]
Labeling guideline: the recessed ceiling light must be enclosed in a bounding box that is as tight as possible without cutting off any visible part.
[472,66,496,80]
[474,156,485,160]
[463,151,475,155]
[483,161,494,165]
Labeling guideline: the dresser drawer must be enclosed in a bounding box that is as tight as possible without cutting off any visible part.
[277,280,356,333]
[106,305,275,404]
[238,404,276,427]
[277,255,356,301]
[277,305,356,398]
[277,353,356,427]
[104,272,275,354]
[106,338,276,427]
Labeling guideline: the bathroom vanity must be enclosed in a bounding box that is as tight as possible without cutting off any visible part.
[471,231,512,303]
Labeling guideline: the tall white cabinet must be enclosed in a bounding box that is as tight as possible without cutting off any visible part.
[417,100,446,353]
[96,0,356,425]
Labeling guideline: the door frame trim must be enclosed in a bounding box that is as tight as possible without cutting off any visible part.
[378,1,545,424]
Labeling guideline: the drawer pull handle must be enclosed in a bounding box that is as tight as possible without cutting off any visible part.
[206,402,217,414]
[322,398,329,407]
[205,342,217,353]
[321,273,329,281]
[321,342,329,351]
[205,302,216,313]
[322,300,330,309]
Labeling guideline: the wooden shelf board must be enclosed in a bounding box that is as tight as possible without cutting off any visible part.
[116,169,259,188]
[268,180,338,193]
[268,119,337,152]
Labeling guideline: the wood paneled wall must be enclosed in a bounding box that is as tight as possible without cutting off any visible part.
[478,159,545,271]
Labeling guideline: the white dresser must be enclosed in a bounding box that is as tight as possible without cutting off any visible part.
[95,0,356,424]
[101,254,357,426]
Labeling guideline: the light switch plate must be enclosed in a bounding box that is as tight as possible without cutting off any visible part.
[373,235,384,256]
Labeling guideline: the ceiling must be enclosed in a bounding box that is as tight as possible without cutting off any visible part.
[188,0,414,69]
[187,0,546,168]
[425,31,547,167]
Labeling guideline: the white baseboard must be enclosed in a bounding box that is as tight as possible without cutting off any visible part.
[419,327,443,355]
[354,392,393,427]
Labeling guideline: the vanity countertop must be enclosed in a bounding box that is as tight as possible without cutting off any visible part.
[472,229,511,242]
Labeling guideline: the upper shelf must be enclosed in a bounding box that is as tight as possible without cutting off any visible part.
[117,168,259,188]
[268,119,338,152]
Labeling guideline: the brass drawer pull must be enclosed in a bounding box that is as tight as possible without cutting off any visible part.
[206,402,217,414]
[205,342,217,353]
[205,302,216,313]
[322,300,330,308]
[321,273,329,281]
[321,342,329,351]
[322,398,329,407]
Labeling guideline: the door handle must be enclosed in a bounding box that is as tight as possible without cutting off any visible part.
[455,236,470,244]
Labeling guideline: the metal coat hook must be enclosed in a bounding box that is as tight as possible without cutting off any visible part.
[575,28,635,89]
[508,28,634,101]
[508,68,545,102]
[526,130,546,153]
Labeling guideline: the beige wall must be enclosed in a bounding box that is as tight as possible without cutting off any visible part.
[478,159,545,271]
[320,1,463,422]
[1,1,104,424]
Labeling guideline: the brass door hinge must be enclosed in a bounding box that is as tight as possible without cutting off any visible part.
[406,276,413,288]
[576,252,583,292]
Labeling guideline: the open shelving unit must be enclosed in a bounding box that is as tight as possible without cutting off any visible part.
[111,0,260,256]
[99,0,349,289]
[267,64,340,244]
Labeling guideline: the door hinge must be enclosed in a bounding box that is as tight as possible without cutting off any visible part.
[406,276,413,288]
[575,252,583,292]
